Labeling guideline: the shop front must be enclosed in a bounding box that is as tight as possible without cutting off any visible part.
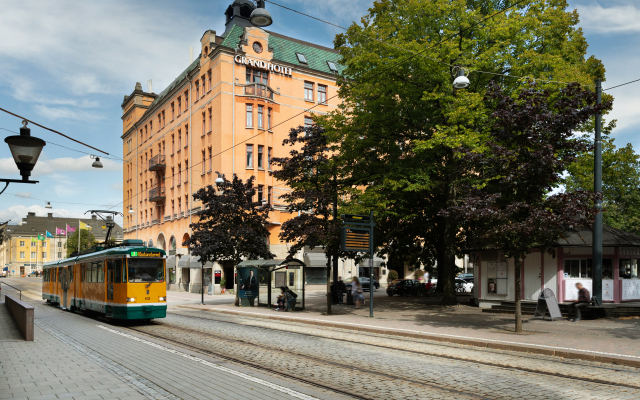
[474,226,640,307]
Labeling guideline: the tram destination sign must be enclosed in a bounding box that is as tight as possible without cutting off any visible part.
[341,227,371,252]
[130,251,162,258]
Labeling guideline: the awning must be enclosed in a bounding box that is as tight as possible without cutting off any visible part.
[177,256,190,268]
[237,258,306,272]
[166,255,177,269]
[304,252,329,268]
[359,255,386,269]
[189,256,213,269]
[2,267,8,271]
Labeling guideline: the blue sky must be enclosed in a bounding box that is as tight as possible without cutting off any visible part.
[0,0,638,226]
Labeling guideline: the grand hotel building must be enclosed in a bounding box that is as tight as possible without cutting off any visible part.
[121,1,362,291]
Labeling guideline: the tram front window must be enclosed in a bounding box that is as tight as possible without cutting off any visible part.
[128,259,164,283]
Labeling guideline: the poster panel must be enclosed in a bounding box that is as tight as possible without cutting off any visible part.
[238,267,259,299]
[496,262,508,278]
[564,278,592,301]
[622,279,640,301]
[487,262,497,279]
[602,279,614,301]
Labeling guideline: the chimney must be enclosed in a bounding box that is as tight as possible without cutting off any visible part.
[27,212,36,217]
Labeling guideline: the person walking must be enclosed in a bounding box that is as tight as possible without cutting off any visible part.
[569,282,590,322]
[337,276,346,305]
[352,276,364,309]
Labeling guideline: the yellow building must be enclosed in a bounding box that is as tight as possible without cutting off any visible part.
[121,1,355,292]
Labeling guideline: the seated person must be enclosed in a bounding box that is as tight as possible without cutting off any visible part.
[275,291,285,311]
[425,279,434,290]
[281,286,298,311]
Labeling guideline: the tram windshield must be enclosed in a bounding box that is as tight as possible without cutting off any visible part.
[127,259,164,283]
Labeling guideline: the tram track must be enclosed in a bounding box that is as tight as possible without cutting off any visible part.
[168,309,640,382]
[125,322,490,400]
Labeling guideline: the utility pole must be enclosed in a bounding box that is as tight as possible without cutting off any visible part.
[592,79,603,304]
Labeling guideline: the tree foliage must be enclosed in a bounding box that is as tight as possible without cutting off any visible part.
[271,124,348,314]
[565,136,640,235]
[66,229,96,257]
[321,0,605,305]
[444,82,610,332]
[184,175,274,266]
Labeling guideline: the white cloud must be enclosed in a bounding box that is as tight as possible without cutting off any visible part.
[34,105,105,122]
[0,155,121,177]
[15,192,31,198]
[576,4,640,33]
[0,204,81,224]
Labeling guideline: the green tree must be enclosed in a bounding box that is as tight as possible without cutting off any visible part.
[322,0,605,304]
[66,229,96,257]
[565,136,640,235]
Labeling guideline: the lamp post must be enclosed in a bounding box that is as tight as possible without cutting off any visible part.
[592,80,603,305]
[0,121,46,194]
[129,206,137,239]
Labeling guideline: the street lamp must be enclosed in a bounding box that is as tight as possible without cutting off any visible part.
[214,171,224,185]
[45,201,52,209]
[1,120,46,193]
[91,155,103,168]
[452,67,470,89]
[250,0,273,27]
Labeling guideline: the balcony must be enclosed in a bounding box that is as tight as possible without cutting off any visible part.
[149,154,166,171]
[149,186,166,202]
[243,83,274,100]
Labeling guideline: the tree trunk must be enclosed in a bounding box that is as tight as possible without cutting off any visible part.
[514,257,523,333]
[438,219,458,305]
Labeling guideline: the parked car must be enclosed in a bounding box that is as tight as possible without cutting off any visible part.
[455,278,474,293]
[345,277,380,292]
[457,273,474,282]
[386,279,419,296]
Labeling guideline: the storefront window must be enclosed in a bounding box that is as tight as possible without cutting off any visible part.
[603,259,613,280]
[305,268,327,285]
[169,267,176,284]
[565,259,612,279]
[620,259,639,279]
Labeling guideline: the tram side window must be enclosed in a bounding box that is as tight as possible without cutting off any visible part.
[98,261,104,283]
[107,260,114,283]
[81,264,86,282]
[91,263,97,283]
[115,259,123,284]
[70,266,74,283]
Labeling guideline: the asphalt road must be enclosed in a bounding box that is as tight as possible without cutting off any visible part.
[3,277,640,400]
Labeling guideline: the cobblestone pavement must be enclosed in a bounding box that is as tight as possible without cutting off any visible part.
[3,278,640,400]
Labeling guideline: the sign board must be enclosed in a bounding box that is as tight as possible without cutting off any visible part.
[533,288,563,321]
[496,262,508,278]
[564,279,593,301]
[341,227,370,252]
[234,55,293,76]
[237,266,259,299]
[487,263,497,279]
[130,251,162,258]
[602,279,614,301]
[214,270,222,277]
[622,279,640,301]
[341,214,371,222]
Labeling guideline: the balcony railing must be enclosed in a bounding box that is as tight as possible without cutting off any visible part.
[243,83,274,100]
[149,186,166,202]
[149,154,166,171]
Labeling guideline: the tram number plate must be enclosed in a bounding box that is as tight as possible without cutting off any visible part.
[145,297,150,300]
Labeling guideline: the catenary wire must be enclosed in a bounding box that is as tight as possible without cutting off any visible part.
[603,78,640,91]
[0,107,110,155]
[110,0,556,213]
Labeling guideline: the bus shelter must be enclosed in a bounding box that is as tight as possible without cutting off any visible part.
[236,259,306,310]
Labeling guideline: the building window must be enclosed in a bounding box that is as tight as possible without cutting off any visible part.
[246,104,253,127]
[296,53,307,64]
[267,147,272,169]
[268,186,272,205]
[171,134,175,154]
[196,81,200,98]
[257,185,264,203]
[178,198,182,214]
[178,98,182,114]
[208,147,212,171]
[184,160,188,182]
[184,90,189,107]
[185,126,188,147]
[42,252,46,259]
[202,151,206,174]
[19,240,24,247]
[171,200,175,216]
[178,164,182,185]
[202,112,206,136]
[31,252,36,259]
[246,145,253,168]
[246,68,268,84]
[208,108,212,131]
[304,82,314,101]
[185,195,189,210]
[43,242,47,248]
[20,251,25,259]
[178,130,182,149]
[327,61,338,72]
[57,252,62,259]
[171,103,175,120]
[257,145,264,168]
[267,108,272,130]
[258,105,264,129]
[620,259,639,279]
[304,116,313,128]
[318,85,327,104]
[171,167,175,187]
[201,76,206,97]
[57,241,62,248]
[207,70,212,91]
[162,111,166,127]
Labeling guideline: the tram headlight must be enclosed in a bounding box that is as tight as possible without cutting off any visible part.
[158,296,166,302]
[126,297,136,303]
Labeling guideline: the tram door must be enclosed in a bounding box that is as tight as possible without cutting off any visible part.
[61,267,70,309]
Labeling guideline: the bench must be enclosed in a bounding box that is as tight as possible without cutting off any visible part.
[4,294,34,341]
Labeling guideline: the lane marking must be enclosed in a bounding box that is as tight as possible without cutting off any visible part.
[197,308,640,360]
[97,325,320,400]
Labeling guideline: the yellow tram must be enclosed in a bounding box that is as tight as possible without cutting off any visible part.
[42,239,167,320]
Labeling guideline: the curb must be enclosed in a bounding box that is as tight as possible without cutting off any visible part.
[179,306,640,369]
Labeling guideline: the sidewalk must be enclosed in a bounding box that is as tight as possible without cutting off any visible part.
[179,292,640,368]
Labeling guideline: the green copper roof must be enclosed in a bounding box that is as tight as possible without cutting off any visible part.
[220,24,344,75]
[149,58,199,109]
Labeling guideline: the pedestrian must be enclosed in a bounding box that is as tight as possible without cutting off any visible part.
[352,276,364,309]
[281,286,298,311]
[337,276,346,305]
[569,282,590,322]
